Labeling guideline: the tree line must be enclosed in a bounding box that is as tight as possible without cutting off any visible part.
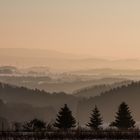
[11,102,136,132]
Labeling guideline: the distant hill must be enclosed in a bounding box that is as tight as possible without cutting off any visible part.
[77,81,140,125]
[0,82,78,122]
[72,68,140,76]
[0,66,18,74]
[1,81,140,125]
[1,48,140,71]
[0,82,79,108]
[0,76,126,93]
[74,81,132,98]
[0,48,83,71]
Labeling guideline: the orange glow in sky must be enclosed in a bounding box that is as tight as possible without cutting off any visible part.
[1,0,140,58]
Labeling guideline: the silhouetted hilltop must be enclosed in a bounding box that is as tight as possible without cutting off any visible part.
[74,81,132,98]
[1,81,140,125]
[0,76,126,93]
[0,82,80,123]
[0,82,79,108]
[77,81,140,125]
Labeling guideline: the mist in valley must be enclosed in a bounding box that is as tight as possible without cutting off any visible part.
[1,1,140,139]
[0,49,140,128]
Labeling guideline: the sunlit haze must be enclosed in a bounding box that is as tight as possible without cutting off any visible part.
[1,0,140,59]
[1,1,140,135]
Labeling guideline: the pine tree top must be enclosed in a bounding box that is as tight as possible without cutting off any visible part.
[110,102,135,129]
[87,105,103,130]
[54,104,76,130]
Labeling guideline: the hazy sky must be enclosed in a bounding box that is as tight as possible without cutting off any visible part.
[1,0,140,58]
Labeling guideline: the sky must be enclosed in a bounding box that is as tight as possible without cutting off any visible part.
[1,0,140,59]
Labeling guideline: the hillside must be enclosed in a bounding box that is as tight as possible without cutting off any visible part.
[0,76,126,93]
[77,82,140,125]
[0,83,78,122]
[0,82,79,108]
[1,81,140,125]
[74,81,132,98]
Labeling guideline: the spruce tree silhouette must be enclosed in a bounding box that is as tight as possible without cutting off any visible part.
[54,104,76,130]
[87,106,103,130]
[110,102,135,129]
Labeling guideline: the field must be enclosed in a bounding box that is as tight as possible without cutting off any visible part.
[0,130,140,140]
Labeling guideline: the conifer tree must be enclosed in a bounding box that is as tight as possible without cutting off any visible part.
[110,102,135,129]
[87,106,103,130]
[54,104,76,130]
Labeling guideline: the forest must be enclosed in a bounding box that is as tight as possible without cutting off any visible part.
[0,102,140,139]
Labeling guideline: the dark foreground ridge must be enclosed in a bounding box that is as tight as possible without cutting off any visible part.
[1,130,140,140]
